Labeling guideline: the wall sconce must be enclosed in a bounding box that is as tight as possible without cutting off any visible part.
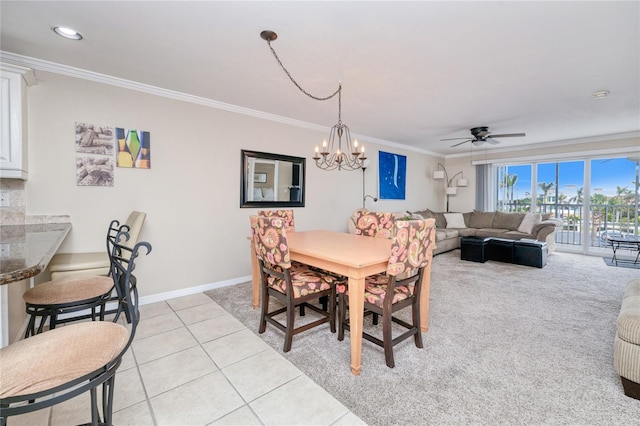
[362,161,378,208]
[433,163,468,211]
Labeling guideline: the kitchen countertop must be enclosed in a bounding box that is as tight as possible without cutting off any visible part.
[0,223,72,285]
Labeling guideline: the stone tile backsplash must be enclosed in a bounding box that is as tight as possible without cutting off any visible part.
[0,179,26,225]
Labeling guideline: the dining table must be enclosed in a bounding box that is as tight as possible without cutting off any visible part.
[249,229,435,376]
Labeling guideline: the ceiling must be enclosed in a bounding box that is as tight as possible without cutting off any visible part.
[1,1,639,156]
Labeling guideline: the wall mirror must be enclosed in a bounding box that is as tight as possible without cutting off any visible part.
[240,150,305,208]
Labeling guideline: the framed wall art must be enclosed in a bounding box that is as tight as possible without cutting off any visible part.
[378,150,406,200]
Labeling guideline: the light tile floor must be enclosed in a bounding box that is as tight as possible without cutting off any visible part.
[8,293,366,426]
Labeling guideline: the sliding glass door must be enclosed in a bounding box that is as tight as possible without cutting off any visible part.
[494,156,639,255]
[589,157,639,255]
[536,161,585,248]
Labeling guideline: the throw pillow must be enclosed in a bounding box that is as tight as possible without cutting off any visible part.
[444,213,466,229]
[429,210,448,229]
[517,213,542,234]
[469,211,495,229]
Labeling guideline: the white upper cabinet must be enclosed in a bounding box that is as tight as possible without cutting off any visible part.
[1,64,35,179]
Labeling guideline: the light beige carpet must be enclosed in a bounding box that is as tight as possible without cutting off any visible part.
[206,251,640,425]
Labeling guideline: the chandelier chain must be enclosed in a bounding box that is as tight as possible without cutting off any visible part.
[266,41,341,103]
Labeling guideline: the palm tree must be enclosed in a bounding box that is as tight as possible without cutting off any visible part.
[569,187,584,204]
[591,193,607,205]
[538,182,555,204]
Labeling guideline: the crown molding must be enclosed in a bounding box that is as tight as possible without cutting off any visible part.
[0,51,437,157]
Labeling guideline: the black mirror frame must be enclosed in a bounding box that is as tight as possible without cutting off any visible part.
[240,150,306,208]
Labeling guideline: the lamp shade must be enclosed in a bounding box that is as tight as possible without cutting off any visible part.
[433,170,445,179]
[446,186,457,195]
[457,178,468,187]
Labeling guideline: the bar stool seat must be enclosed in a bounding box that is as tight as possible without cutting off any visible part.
[23,276,114,337]
[1,321,128,398]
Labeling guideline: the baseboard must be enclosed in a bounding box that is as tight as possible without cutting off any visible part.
[138,275,251,305]
[16,275,252,341]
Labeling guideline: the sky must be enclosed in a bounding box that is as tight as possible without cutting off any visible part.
[502,157,638,200]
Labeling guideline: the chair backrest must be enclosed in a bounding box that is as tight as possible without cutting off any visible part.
[354,211,396,239]
[386,218,435,276]
[251,215,292,269]
[109,230,152,338]
[258,209,295,233]
[122,211,146,249]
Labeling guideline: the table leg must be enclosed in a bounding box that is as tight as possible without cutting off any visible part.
[420,260,432,332]
[250,240,260,309]
[347,276,364,376]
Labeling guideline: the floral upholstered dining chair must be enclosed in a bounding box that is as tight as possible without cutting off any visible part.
[338,218,435,368]
[258,209,295,234]
[250,215,345,352]
[354,210,396,239]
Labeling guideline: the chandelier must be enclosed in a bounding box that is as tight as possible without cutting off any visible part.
[260,30,366,171]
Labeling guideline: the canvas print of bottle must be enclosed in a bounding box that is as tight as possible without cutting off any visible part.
[116,128,151,169]
[379,151,406,200]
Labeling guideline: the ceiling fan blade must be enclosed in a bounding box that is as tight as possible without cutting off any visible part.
[441,137,471,141]
[450,139,472,147]
[487,133,526,138]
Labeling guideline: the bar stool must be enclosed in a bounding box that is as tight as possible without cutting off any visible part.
[1,233,152,426]
[22,219,125,337]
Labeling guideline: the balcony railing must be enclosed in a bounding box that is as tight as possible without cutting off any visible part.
[497,201,640,248]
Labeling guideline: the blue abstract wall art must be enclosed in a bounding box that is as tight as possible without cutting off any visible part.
[379,151,406,200]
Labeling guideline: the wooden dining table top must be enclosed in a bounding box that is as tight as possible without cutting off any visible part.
[286,230,391,270]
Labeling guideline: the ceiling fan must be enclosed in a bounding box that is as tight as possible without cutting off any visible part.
[441,126,526,147]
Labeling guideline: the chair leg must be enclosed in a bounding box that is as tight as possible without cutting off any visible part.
[337,293,345,341]
[320,295,329,311]
[90,387,100,426]
[329,292,336,333]
[372,313,379,325]
[25,314,37,338]
[413,301,423,349]
[283,301,295,353]
[103,376,116,426]
[382,313,395,368]
[299,305,305,316]
[258,287,269,334]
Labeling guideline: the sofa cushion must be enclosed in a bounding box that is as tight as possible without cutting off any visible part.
[444,213,466,228]
[475,228,510,238]
[518,213,542,234]
[618,279,640,345]
[457,228,478,237]
[435,230,448,242]
[503,230,531,239]
[469,211,495,229]
[493,211,525,231]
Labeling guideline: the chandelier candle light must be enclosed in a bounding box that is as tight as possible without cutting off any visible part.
[260,30,366,171]
[433,163,468,212]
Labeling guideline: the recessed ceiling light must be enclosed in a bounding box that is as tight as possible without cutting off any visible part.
[591,90,609,99]
[52,26,83,40]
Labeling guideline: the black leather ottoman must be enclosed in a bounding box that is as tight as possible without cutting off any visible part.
[514,240,548,268]
[487,238,514,263]
[460,237,490,262]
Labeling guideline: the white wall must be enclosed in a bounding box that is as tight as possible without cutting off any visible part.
[24,71,441,297]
